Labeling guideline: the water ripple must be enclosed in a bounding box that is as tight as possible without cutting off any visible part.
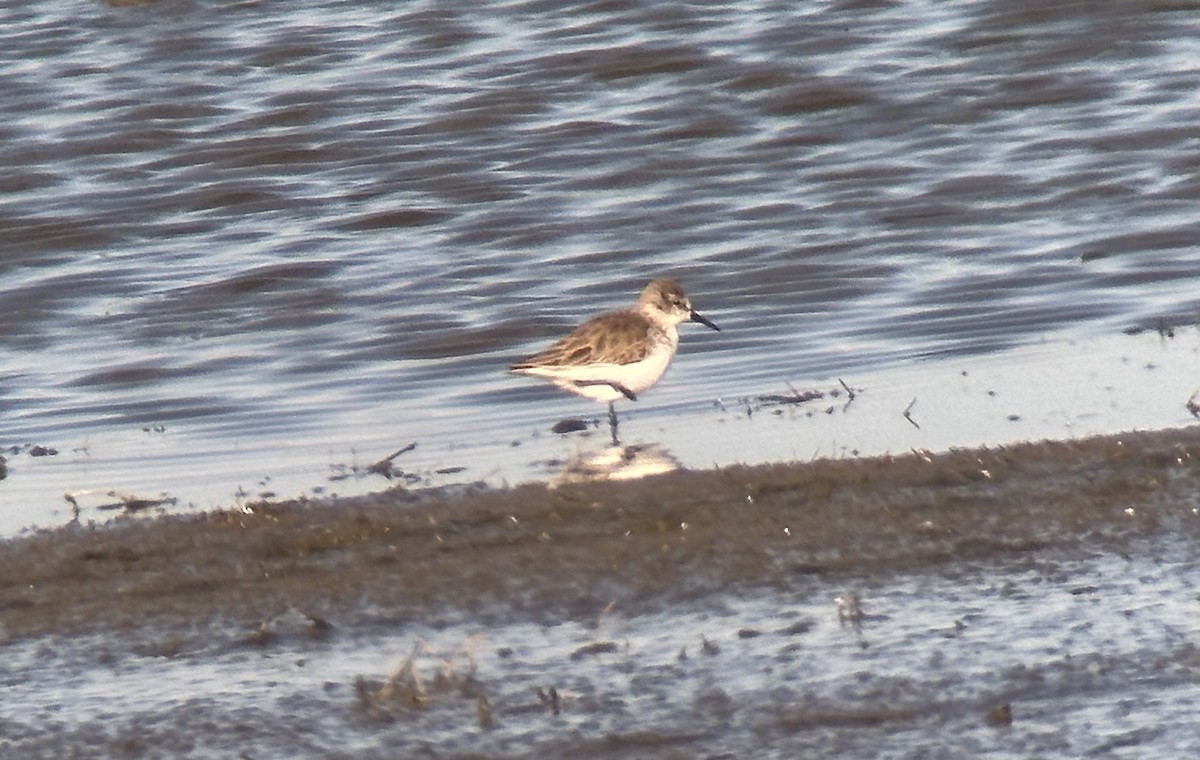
[1,0,1199,526]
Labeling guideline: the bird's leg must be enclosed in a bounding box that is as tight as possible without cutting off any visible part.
[574,380,637,402]
[608,402,620,446]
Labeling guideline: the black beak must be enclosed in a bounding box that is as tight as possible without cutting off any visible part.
[690,310,720,332]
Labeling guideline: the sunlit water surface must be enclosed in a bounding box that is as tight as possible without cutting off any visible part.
[2,0,1199,534]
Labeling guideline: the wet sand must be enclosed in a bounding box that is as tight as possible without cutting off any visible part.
[6,426,1200,641]
[3,426,1199,756]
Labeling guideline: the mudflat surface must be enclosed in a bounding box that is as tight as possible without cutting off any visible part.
[2,427,1199,757]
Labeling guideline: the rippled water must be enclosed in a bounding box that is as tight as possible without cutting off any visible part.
[3,0,1200,530]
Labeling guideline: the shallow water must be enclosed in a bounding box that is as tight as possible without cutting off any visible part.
[5,538,1198,758]
[3,0,1200,531]
[5,327,1198,534]
[3,423,1200,757]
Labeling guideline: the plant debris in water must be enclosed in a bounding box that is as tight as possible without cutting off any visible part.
[3,427,1200,756]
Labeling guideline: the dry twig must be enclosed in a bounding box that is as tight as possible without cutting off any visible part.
[367,442,418,479]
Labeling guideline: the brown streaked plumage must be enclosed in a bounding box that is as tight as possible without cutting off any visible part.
[514,310,658,369]
[509,278,719,443]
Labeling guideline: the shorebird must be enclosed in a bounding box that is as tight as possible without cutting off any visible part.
[510,278,719,443]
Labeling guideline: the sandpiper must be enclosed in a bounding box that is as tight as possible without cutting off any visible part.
[510,278,720,443]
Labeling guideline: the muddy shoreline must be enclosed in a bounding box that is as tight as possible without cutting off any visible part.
[4,427,1200,757]
[4,426,1198,646]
